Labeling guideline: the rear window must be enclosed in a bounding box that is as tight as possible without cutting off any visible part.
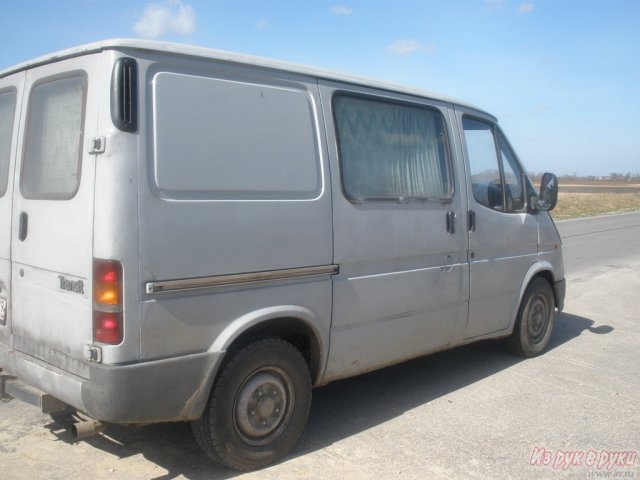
[334,94,452,201]
[0,89,17,197]
[21,74,86,200]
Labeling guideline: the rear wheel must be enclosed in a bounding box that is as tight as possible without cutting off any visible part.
[192,338,311,471]
[509,277,555,357]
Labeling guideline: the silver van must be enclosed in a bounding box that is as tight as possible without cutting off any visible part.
[0,40,564,470]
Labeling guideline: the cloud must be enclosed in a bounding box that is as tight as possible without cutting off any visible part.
[517,2,535,13]
[331,6,353,16]
[133,0,196,38]
[386,39,436,56]
[256,18,269,30]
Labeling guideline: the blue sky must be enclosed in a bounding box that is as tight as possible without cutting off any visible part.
[1,0,638,176]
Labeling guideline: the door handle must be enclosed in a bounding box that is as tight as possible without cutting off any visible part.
[446,211,456,235]
[468,210,476,232]
[18,212,28,242]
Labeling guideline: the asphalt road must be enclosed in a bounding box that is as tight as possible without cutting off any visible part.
[1,212,639,480]
[557,211,640,277]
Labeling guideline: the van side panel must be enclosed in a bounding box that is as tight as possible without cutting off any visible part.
[318,81,470,381]
[135,54,333,362]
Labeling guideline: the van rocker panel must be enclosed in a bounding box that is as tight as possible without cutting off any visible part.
[0,341,222,423]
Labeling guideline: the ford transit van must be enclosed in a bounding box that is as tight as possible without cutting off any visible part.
[0,40,564,470]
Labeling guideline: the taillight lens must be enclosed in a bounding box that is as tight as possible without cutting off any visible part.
[93,259,123,345]
[93,311,123,345]
[94,260,121,305]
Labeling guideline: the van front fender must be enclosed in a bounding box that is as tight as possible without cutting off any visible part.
[507,261,556,333]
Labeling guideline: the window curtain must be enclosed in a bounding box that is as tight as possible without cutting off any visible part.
[335,96,449,200]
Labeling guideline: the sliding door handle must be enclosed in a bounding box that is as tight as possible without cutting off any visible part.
[446,211,456,235]
[468,210,476,232]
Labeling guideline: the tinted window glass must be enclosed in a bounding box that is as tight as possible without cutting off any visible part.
[21,75,86,200]
[334,95,452,201]
[0,90,16,197]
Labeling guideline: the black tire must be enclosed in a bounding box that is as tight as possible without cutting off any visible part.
[509,277,556,357]
[191,338,311,471]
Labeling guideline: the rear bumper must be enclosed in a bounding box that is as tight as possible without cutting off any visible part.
[554,278,566,311]
[0,341,222,423]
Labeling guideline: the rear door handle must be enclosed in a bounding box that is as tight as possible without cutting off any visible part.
[18,212,28,241]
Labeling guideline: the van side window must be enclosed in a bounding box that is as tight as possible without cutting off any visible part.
[334,95,452,201]
[21,75,86,200]
[463,117,525,213]
[0,89,17,197]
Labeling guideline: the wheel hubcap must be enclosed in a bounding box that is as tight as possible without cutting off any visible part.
[527,295,549,344]
[234,367,293,446]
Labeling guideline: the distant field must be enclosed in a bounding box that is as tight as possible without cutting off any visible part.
[551,182,640,220]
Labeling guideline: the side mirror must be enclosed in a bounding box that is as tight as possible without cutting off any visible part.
[533,172,558,211]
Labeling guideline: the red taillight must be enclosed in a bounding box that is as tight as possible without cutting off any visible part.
[101,270,117,283]
[93,311,123,345]
[93,259,123,345]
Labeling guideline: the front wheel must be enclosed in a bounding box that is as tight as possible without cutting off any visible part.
[192,338,311,471]
[508,277,556,357]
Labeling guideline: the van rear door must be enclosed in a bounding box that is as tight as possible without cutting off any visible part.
[0,73,24,344]
[9,55,99,377]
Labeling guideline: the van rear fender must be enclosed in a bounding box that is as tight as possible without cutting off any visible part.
[209,306,328,385]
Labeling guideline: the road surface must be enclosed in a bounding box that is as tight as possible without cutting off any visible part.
[1,212,639,479]
[557,211,640,277]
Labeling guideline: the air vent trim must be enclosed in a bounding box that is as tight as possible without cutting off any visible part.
[110,57,138,132]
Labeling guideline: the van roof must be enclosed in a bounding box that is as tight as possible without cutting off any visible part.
[0,38,495,120]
